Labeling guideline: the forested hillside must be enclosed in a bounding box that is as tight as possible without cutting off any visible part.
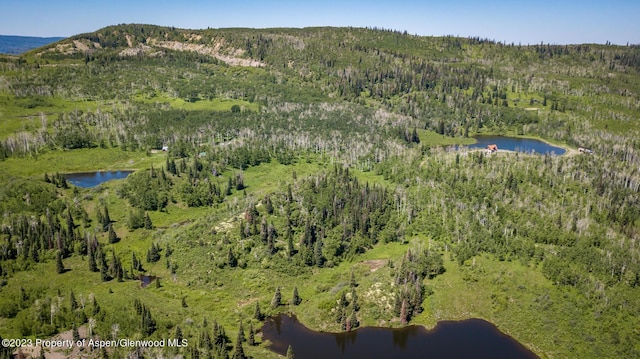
[0,24,639,358]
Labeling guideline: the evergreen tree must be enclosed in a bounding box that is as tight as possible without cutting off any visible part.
[92,297,101,316]
[400,298,408,324]
[350,311,359,329]
[271,287,281,309]
[98,247,111,281]
[100,260,111,281]
[264,195,274,215]
[141,305,156,335]
[286,345,295,359]
[227,248,237,267]
[248,324,255,346]
[30,244,39,263]
[189,346,200,359]
[260,217,268,243]
[56,250,65,274]
[226,177,233,195]
[102,205,111,232]
[96,208,104,230]
[19,287,28,308]
[168,159,177,175]
[267,224,276,255]
[132,252,142,271]
[411,127,420,143]
[235,172,245,191]
[339,291,348,308]
[143,212,153,229]
[175,325,183,343]
[70,290,78,311]
[314,238,324,267]
[127,209,144,230]
[393,292,402,317]
[237,321,245,343]
[233,335,246,359]
[147,243,161,263]
[199,329,212,351]
[351,288,359,312]
[88,246,98,272]
[239,219,247,239]
[66,208,75,237]
[292,287,301,305]
[108,224,118,244]
[254,302,263,321]
[110,252,122,281]
[286,229,294,257]
[72,323,80,341]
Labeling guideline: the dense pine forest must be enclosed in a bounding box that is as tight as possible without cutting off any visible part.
[0,24,639,358]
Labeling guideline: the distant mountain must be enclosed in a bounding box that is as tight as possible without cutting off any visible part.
[0,35,65,55]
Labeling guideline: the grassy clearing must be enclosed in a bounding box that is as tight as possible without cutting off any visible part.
[134,93,259,112]
[416,253,602,359]
[0,93,104,138]
[0,147,166,178]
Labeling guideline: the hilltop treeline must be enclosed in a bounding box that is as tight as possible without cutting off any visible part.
[1,26,639,170]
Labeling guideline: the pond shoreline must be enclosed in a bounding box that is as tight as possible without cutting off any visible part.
[276,310,545,357]
[460,135,568,155]
[64,170,134,188]
[261,313,540,359]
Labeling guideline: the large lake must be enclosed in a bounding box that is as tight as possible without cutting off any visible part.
[468,135,566,155]
[262,314,539,359]
[64,170,133,188]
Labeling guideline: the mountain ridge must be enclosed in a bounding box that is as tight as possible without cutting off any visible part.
[0,35,65,55]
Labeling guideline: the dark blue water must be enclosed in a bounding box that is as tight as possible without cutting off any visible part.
[468,136,565,155]
[138,275,157,288]
[262,314,539,359]
[64,171,133,188]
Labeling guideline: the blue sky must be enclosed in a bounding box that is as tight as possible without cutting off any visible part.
[1,0,638,45]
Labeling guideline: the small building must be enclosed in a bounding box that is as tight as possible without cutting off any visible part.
[161,146,169,152]
[486,144,498,154]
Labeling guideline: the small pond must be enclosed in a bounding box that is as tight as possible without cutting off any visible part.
[138,275,157,288]
[468,135,566,155]
[64,170,133,188]
[262,314,539,359]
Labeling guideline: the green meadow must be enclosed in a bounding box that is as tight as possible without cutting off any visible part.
[0,24,639,359]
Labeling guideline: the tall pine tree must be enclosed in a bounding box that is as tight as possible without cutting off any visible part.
[56,250,65,274]
[292,287,301,305]
[271,287,281,309]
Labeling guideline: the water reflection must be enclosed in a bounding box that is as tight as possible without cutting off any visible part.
[335,330,357,354]
[467,135,566,155]
[64,170,134,188]
[262,314,539,359]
